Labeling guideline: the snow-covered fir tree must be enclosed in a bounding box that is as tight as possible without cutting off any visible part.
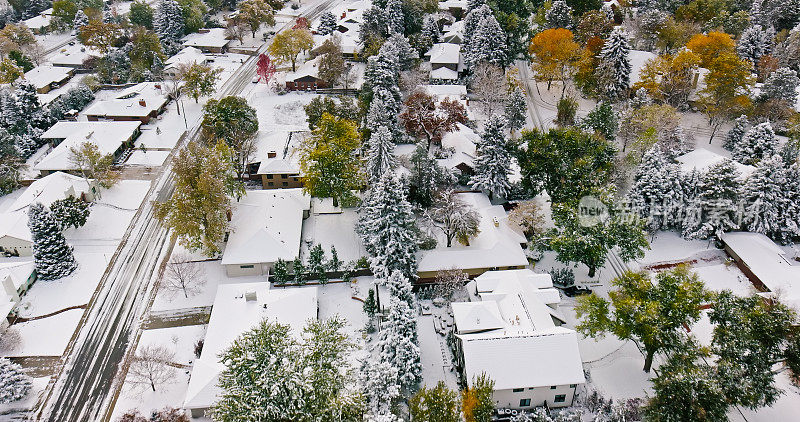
[366,86,401,135]
[741,155,798,242]
[28,202,77,280]
[73,9,89,32]
[357,173,419,282]
[680,168,704,238]
[722,115,749,152]
[470,114,512,199]
[737,25,771,65]
[733,122,779,165]
[384,0,404,35]
[545,0,574,29]
[385,32,416,71]
[685,160,742,239]
[0,358,32,404]
[364,44,400,96]
[154,0,185,42]
[22,0,49,20]
[385,270,414,308]
[463,11,507,69]
[760,67,800,103]
[365,126,396,183]
[318,11,338,35]
[462,4,492,56]
[420,15,440,50]
[467,0,486,10]
[505,87,527,134]
[16,81,50,131]
[376,296,422,392]
[782,163,800,237]
[597,27,631,101]
[630,87,652,109]
[360,360,400,422]
[628,149,685,232]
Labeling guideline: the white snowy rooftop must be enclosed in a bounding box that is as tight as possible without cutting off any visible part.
[35,121,141,171]
[427,43,461,65]
[220,189,311,266]
[49,44,101,68]
[254,131,299,174]
[721,232,800,307]
[0,260,34,292]
[8,172,92,211]
[164,47,207,70]
[418,193,528,273]
[83,96,168,119]
[23,65,73,91]
[184,283,318,410]
[114,82,169,100]
[430,66,459,80]
[628,50,657,86]
[474,269,560,307]
[454,272,583,390]
[422,84,467,101]
[0,211,30,243]
[182,28,230,49]
[22,8,52,30]
[287,55,323,81]
[676,148,756,179]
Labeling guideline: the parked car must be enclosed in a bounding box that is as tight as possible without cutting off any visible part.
[562,285,591,297]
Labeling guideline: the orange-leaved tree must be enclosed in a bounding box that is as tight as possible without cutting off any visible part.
[685,31,735,68]
[529,28,581,98]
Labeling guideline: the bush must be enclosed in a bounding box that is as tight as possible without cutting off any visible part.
[556,97,578,127]
[551,267,575,288]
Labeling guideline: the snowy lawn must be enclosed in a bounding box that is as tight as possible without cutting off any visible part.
[4,309,84,357]
[300,209,367,263]
[0,376,49,418]
[636,231,717,267]
[244,85,317,131]
[110,325,206,420]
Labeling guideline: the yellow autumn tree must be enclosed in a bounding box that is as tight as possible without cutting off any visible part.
[699,52,754,141]
[634,50,700,107]
[685,31,735,68]
[529,28,581,97]
[268,27,314,72]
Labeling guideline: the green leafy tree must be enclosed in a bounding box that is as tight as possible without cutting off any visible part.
[0,58,23,84]
[155,141,242,256]
[576,266,712,372]
[8,51,33,72]
[268,27,314,71]
[179,63,222,102]
[176,0,208,34]
[129,27,165,71]
[68,141,119,189]
[238,0,275,37]
[52,0,79,29]
[298,113,362,207]
[201,96,259,179]
[409,381,460,422]
[212,318,364,421]
[129,0,154,29]
[462,373,495,422]
[303,95,359,130]
[516,128,616,203]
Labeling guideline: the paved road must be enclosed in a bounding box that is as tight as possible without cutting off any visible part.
[516,60,546,130]
[34,1,337,420]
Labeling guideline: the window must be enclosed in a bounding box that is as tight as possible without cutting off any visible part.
[266,174,273,179]
[519,399,531,407]
[281,174,288,179]
[569,384,577,388]
[550,386,557,390]
[268,182,274,186]
[512,388,524,393]
[554,394,566,403]
[282,182,288,186]
[240,265,255,269]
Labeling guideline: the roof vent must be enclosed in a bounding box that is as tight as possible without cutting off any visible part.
[245,291,257,301]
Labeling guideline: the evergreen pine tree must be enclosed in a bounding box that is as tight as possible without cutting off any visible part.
[545,0,574,29]
[504,87,527,135]
[318,11,338,35]
[384,0,404,35]
[581,102,617,140]
[733,122,779,165]
[49,196,90,230]
[366,126,396,183]
[598,27,631,101]
[464,12,507,70]
[273,258,289,285]
[385,270,414,308]
[0,358,32,404]
[307,244,327,283]
[366,87,401,135]
[722,115,749,152]
[385,32,416,71]
[760,67,800,103]
[376,296,422,392]
[469,114,512,199]
[360,359,400,422]
[73,10,89,33]
[154,0,185,41]
[628,149,684,232]
[327,245,341,272]
[741,155,796,242]
[737,25,770,65]
[420,15,440,50]
[16,81,49,131]
[462,4,492,58]
[27,202,77,280]
[782,163,800,238]
[686,160,741,239]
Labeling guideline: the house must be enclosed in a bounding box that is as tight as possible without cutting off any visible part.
[182,28,230,53]
[184,283,318,418]
[439,0,467,18]
[426,43,463,73]
[0,261,35,329]
[0,172,97,256]
[254,131,303,189]
[22,8,52,33]
[472,269,562,310]
[628,50,657,86]
[83,96,168,123]
[676,148,756,179]
[35,121,142,175]
[441,19,465,44]
[438,123,478,176]
[221,189,311,276]
[721,232,800,308]
[23,65,74,94]
[164,47,207,78]
[285,56,328,91]
[452,270,584,409]
[417,192,528,281]
[49,44,101,69]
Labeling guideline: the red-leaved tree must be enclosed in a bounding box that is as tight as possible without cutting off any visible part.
[293,17,309,30]
[256,53,276,84]
[400,91,468,148]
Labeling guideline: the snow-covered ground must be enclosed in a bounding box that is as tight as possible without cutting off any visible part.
[4,309,84,357]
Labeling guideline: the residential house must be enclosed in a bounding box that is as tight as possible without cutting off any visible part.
[439,0,467,18]
[35,121,142,175]
[426,43,463,82]
[0,212,31,257]
[0,261,35,329]
[22,8,52,33]
[417,192,528,281]
[83,96,168,123]
[676,148,756,179]
[254,131,302,189]
[164,47,208,78]
[184,283,318,418]
[221,189,311,276]
[438,122,478,176]
[23,65,74,94]
[452,270,584,409]
[49,44,101,69]
[182,28,230,53]
[285,56,328,91]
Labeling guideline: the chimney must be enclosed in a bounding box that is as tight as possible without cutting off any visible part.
[267,151,277,158]
[493,216,500,227]
[139,99,147,107]
[245,290,257,302]
[2,275,19,302]
[154,83,161,89]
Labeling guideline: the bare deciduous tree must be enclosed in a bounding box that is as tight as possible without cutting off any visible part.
[424,190,481,247]
[470,62,508,115]
[127,344,176,392]
[434,268,469,302]
[161,253,205,298]
[508,201,546,238]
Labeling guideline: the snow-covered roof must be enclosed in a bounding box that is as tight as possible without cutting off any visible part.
[23,66,73,91]
[628,50,657,86]
[418,193,528,273]
[184,283,318,410]
[35,121,142,171]
[474,269,560,307]
[0,260,34,292]
[427,43,461,65]
[439,0,467,11]
[23,8,52,30]
[675,148,756,179]
[182,28,230,49]
[8,172,91,211]
[455,272,582,390]
[83,96,168,119]
[286,55,323,81]
[49,44,101,68]
[114,82,168,100]
[164,47,207,70]
[430,67,459,80]
[0,211,30,243]
[721,232,800,306]
[220,189,311,266]
[254,131,298,174]
[442,20,465,44]
[441,122,478,157]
